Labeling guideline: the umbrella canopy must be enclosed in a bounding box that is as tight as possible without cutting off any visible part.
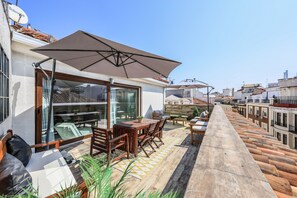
[32,30,181,78]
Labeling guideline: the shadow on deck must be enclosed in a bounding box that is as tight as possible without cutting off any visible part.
[162,134,201,196]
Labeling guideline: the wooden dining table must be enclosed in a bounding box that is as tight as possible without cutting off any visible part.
[113,119,159,157]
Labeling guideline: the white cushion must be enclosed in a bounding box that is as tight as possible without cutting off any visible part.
[192,125,207,132]
[26,149,76,197]
[195,121,208,126]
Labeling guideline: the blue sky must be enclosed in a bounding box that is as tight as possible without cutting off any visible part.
[15,0,297,92]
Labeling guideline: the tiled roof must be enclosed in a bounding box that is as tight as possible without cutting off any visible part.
[224,109,297,197]
[192,98,208,105]
[11,25,56,43]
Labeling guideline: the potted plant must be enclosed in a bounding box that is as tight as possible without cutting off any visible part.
[136,116,144,123]
[193,107,200,118]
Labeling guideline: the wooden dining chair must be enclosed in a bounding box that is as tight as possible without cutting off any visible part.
[138,122,160,157]
[90,127,129,166]
[151,118,166,148]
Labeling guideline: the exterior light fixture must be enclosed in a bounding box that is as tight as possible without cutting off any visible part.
[110,78,114,84]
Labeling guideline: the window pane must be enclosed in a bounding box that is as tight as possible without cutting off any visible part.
[0,47,2,72]
[0,73,3,96]
[110,87,138,125]
[3,76,6,97]
[0,98,3,122]
[5,98,9,119]
[1,52,4,75]
[4,57,8,76]
[6,76,8,97]
[0,45,9,123]
[43,79,108,141]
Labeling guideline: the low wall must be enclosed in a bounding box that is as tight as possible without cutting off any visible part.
[184,105,276,197]
[164,104,213,116]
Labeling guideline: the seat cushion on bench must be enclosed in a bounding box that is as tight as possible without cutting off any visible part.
[195,121,208,126]
[26,149,76,197]
[192,125,207,132]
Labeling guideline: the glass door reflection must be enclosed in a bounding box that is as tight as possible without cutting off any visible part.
[110,87,138,126]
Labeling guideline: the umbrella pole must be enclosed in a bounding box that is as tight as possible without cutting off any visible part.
[207,87,209,112]
[45,59,56,145]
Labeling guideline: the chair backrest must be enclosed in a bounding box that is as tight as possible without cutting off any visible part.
[146,122,156,135]
[149,121,161,136]
[91,127,111,150]
[158,118,166,131]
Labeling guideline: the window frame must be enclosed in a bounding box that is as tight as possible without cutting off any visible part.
[0,45,9,124]
[35,70,141,145]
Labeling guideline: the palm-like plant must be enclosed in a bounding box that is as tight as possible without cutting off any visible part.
[1,155,180,198]
[80,155,180,198]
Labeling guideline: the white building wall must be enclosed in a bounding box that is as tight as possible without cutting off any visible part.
[222,88,232,97]
[271,106,297,149]
[234,91,242,100]
[0,2,12,135]
[11,32,166,143]
[280,87,297,97]
[142,85,164,118]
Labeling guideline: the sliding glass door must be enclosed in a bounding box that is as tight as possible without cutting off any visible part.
[37,71,140,145]
[110,86,138,126]
[42,78,107,141]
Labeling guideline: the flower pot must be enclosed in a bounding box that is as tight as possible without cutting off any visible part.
[137,118,143,123]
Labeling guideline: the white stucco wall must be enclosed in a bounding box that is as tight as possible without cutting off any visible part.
[0,1,12,135]
[11,32,167,143]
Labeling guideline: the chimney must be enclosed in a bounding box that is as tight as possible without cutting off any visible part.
[284,70,288,80]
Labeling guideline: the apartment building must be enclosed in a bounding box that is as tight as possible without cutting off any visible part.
[246,103,270,132]
[270,77,297,149]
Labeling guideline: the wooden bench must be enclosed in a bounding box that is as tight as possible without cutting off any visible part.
[189,120,208,145]
[0,130,87,197]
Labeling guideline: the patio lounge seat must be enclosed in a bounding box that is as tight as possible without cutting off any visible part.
[0,130,86,197]
[152,110,170,120]
[189,120,208,145]
[194,111,209,122]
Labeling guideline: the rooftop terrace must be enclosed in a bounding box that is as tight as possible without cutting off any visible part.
[62,105,297,197]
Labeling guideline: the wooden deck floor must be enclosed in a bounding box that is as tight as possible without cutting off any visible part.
[61,122,201,196]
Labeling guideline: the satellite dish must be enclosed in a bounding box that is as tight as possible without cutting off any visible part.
[8,4,28,24]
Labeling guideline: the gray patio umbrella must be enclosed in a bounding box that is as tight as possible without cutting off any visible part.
[32,30,181,78]
[31,30,181,144]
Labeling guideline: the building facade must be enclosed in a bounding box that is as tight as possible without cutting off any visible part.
[246,103,270,132]
[270,77,297,149]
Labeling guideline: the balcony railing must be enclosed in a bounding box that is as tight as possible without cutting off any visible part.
[274,96,297,105]
[254,99,260,103]
[247,99,253,103]
[261,99,270,103]
[289,125,297,135]
[274,121,289,128]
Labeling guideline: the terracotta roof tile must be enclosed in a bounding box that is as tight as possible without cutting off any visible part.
[224,108,297,197]
[12,25,56,43]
